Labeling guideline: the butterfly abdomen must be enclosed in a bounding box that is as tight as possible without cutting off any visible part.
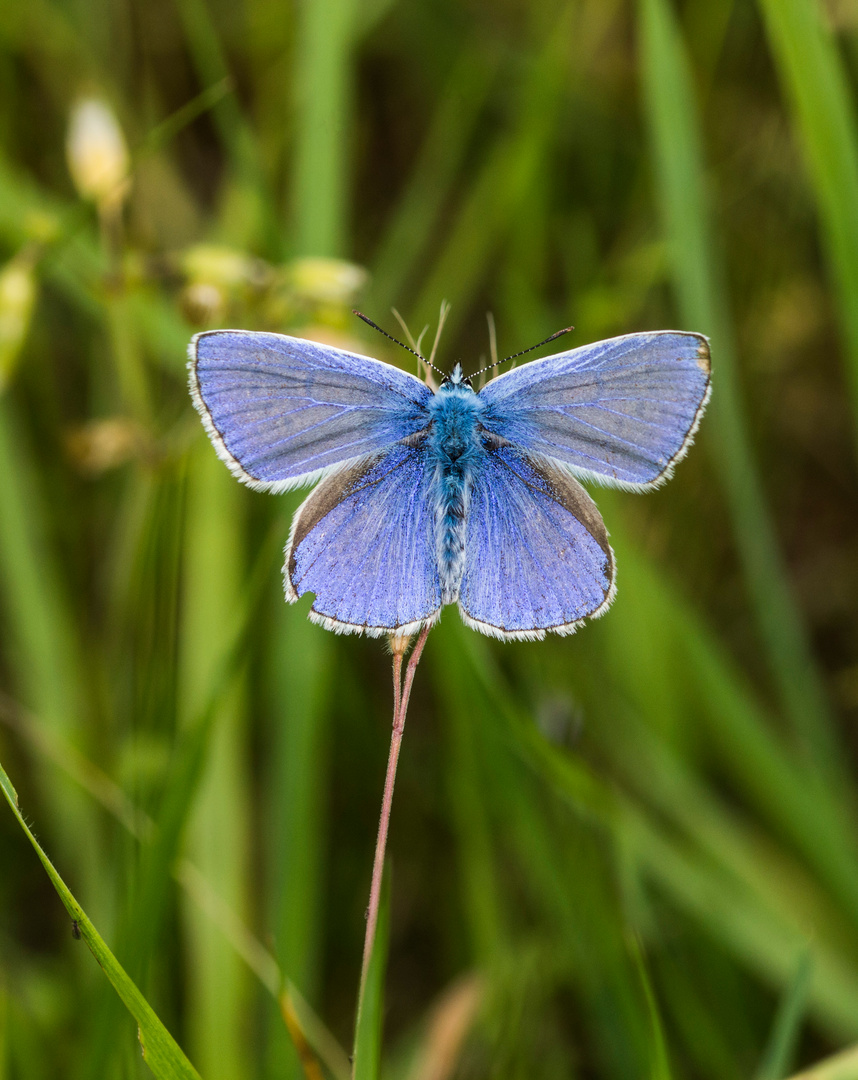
[428,385,485,604]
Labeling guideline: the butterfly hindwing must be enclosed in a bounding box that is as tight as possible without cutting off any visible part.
[458,448,615,640]
[189,330,432,491]
[285,445,442,636]
[478,331,710,489]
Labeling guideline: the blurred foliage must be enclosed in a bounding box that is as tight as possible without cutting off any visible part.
[1,0,858,1078]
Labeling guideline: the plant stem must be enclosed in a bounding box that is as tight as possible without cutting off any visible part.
[357,624,431,1003]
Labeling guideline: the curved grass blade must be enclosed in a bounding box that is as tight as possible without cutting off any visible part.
[410,7,573,342]
[639,0,843,785]
[0,759,201,1080]
[756,951,813,1080]
[369,45,501,309]
[756,0,858,430]
[628,934,674,1080]
[0,687,350,1080]
[452,619,858,1041]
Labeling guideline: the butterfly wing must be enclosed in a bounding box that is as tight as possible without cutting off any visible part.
[189,330,432,491]
[285,445,441,636]
[458,448,615,640]
[478,331,710,489]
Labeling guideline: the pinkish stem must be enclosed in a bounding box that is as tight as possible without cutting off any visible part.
[358,624,432,1003]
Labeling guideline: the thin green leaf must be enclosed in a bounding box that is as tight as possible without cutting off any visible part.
[628,934,674,1080]
[0,759,202,1080]
[756,952,813,1080]
[291,0,357,255]
[756,0,858,429]
[265,586,333,1080]
[179,442,251,1080]
[639,0,843,783]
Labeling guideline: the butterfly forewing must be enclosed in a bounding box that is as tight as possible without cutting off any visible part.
[189,330,432,492]
[458,449,615,639]
[478,331,710,489]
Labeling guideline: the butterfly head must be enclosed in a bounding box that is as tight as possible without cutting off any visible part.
[441,362,473,391]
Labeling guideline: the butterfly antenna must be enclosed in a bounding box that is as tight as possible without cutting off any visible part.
[471,324,575,379]
[354,310,424,359]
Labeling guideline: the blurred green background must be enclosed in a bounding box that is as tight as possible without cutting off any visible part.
[2,0,858,1077]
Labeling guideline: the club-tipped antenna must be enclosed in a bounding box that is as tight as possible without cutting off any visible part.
[471,324,575,379]
[355,308,446,385]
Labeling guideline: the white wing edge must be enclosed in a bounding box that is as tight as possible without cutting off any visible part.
[482,332,712,494]
[187,336,358,493]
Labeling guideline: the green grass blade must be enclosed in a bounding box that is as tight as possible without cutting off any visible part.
[454,621,858,1040]
[0,398,82,749]
[432,623,509,965]
[628,935,674,1080]
[265,581,333,1080]
[174,0,277,251]
[352,863,391,1080]
[179,442,251,1080]
[639,0,842,782]
[756,952,813,1080]
[411,9,573,341]
[368,45,500,309]
[756,0,858,427]
[291,0,356,255]
[122,517,282,981]
[603,523,858,912]
[0,758,202,1080]
[2,684,352,1080]
[0,397,103,901]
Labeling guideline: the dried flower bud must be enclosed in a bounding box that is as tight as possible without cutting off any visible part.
[181,281,226,326]
[65,417,148,474]
[288,258,368,304]
[0,253,37,393]
[66,99,131,207]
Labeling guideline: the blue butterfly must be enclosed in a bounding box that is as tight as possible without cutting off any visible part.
[188,327,710,640]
